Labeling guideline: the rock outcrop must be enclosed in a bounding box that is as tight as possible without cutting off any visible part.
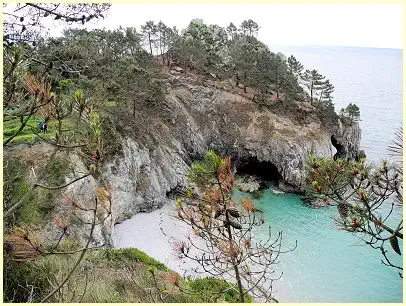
[234,175,262,193]
[5,74,361,246]
[103,74,361,228]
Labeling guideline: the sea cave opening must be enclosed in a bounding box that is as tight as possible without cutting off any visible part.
[166,187,178,200]
[331,135,345,160]
[235,156,281,186]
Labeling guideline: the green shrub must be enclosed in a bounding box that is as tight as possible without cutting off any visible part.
[4,247,253,303]
[4,155,69,226]
[3,115,82,146]
[3,257,57,302]
[97,248,169,271]
[187,277,252,303]
[3,116,43,145]
[99,114,123,159]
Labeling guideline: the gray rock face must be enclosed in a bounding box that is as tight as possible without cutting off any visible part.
[102,75,361,227]
[332,117,362,160]
[5,75,361,244]
[104,138,189,224]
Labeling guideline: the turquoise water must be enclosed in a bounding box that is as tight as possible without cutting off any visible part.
[233,188,403,302]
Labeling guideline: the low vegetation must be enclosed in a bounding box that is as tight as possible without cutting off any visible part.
[4,247,249,303]
[4,154,70,226]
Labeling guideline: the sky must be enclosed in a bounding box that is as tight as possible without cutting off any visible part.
[47,2,404,49]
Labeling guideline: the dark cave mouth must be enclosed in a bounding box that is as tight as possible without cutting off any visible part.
[235,157,282,188]
[331,135,345,160]
[166,187,178,199]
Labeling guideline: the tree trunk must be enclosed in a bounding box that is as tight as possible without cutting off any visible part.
[225,212,245,302]
[310,82,313,105]
[216,175,245,302]
[148,33,152,55]
[318,90,324,104]
[276,69,279,99]
[231,252,245,302]
[159,35,162,57]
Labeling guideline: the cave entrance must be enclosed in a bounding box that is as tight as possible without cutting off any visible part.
[235,156,281,183]
[166,187,178,200]
[331,135,345,160]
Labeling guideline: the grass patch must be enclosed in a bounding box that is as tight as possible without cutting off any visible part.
[3,115,43,144]
[3,115,84,146]
[103,100,117,108]
[187,277,253,303]
[95,248,169,271]
[3,259,55,302]
[4,247,253,303]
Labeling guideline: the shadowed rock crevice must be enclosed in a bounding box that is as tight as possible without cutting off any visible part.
[331,135,346,160]
[235,156,281,184]
[166,187,178,200]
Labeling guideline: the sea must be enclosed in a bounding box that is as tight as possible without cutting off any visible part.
[233,188,403,303]
[273,45,403,164]
[114,45,403,302]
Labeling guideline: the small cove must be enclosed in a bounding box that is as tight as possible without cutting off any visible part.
[113,45,403,303]
[113,187,402,302]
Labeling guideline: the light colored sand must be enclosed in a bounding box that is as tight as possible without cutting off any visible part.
[112,201,206,277]
[112,201,289,301]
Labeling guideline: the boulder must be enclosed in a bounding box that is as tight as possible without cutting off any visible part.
[173,66,184,73]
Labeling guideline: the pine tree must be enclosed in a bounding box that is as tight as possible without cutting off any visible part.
[301,69,325,105]
[252,48,273,101]
[176,150,295,302]
[141,21,157,55]
[156,21,167,59]
[341,103,360,120]
[226,22,238,39]
[229,36,258,92]
[240,19,259,37]
[281,71,302,102]
[270,54,287,100]
[319,79,334,103]
[287,55,304,79]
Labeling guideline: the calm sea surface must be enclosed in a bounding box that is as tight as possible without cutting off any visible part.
[273,45,403,163]
[233,188,402,302]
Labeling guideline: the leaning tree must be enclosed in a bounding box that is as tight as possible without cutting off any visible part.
[174,150,296,302]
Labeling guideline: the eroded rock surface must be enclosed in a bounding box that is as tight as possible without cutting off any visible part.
[103,74,361,226]
[5,74,361,245]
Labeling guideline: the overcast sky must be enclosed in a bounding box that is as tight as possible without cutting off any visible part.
[50,3,403,49]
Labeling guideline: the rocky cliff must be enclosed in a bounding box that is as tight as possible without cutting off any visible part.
[5,73,361,246]
[103,73,361,226]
